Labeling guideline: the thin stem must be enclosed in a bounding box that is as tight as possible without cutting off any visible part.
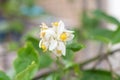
[56,57,62,69]
[92,43,104,69]
[80,48,120,68]
[32,48,120,80]
[106,57,115,80]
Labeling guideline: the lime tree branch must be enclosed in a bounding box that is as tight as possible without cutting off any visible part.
[32,48,120,80]
[80,48,120,68]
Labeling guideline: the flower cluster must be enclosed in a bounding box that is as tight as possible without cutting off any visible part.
[39,20,74,56]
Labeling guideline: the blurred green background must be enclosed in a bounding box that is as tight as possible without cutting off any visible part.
[1,0,120,80]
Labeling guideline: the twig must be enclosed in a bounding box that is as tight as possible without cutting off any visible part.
[106,57,116,80]
[32,68,57,80]
[32,48,120,80]
[92,43,104,69]
[80,48,120,68]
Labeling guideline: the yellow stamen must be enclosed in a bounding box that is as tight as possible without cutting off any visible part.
[41,27,48,30]
[41,23,48,30]
[60,32,67,41]
[57,50,62,54]
[41,43,47,52]
[40,32,46,38]
[52,22,59,27]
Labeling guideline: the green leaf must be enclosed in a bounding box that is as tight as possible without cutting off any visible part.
[0,71,10,80]
[81,12,100,29]
[39,54,53,69]
[44,72,61,80]
[88,27,120,44]
[14,42,39,74]
[93,10,120,26]
[64,61,76,70]
[9,20,24,33]
[81,10,120,44]
[81,70,120,80]
[23,0,35,7]
[15,61,37,80]
[67,42,84,52]
[25,37,53,69]
[112,29,120,44]
[88,28,113,43]
[7,41,19,51]
[25,36,42,53]
[63,49,74,60]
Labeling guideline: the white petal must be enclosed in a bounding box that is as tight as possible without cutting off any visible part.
[67,34,74,41]
[59,20,65,28]
[65,30,74,33]
[44,28,55,40]
[49,39,57,51]
[58,42,66,56]
[39,40,42,48]
[39,39,49,49]
[53,50,62,57]
[49,28,56,38]
[44,41,49,48]
[58,20,65,34]
[40,23,48,28]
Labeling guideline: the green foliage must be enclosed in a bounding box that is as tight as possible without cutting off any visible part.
[25,36,42,53]
[63,49,74,61]
[0,71,10,80]
[25,36,53,68]
[14,42,39,73]
[0,0,36,34]
[4,0,20,14]
[9,20,24,33]
[63,41,84,61]
[82,12,99,29]
[64,61,76,70]
[2,0,35,15]
[44,72,61,80]
[43,69,117,80]
[39,54,53,69]
[2,7,120,79]
[25,36,53,69]
[7,41,19,51]
[15,61,38,80]
[81,10,120,44]
[67,42,84,52]
[87,28,113,43]
[93,10,120,26]
[81,70,120,80]
[112,29,120,44]
[22,0,34,7]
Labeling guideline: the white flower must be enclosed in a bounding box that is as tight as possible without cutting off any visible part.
[39,39,49,52]
[49,38,57,51]
[52,20,74,42]
[39,23,48,38]
[53,41,66,56]
[39,23,57,51]
[40,23,55,40]
[39,20,74,57]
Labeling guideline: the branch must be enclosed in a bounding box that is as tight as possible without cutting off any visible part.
[106,57,115,80]
[32,68,57,80]
[92,43,104,69]
[32,48,120,80]
[79,48,120,68]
